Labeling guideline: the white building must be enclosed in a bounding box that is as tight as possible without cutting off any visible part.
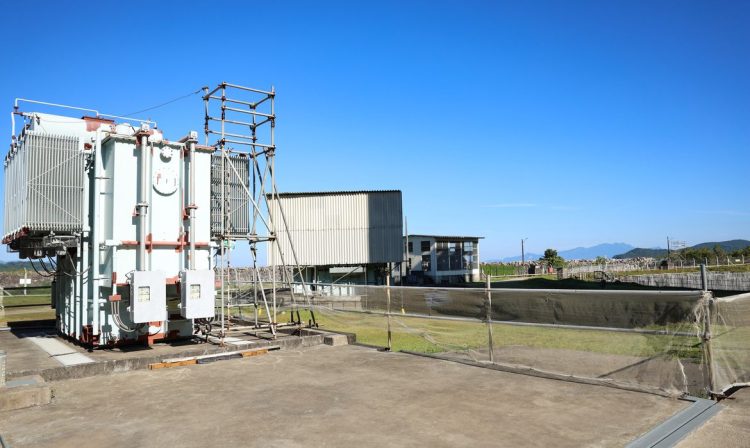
[403,235,482,284]
[268,190,403,285]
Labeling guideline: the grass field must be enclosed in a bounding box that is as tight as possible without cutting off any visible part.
[477,277,681,290]
[0,287,53,325]
[290,308,703,361]
[482,264,522,276]
[0,308,55,324]
[2,290,51,307]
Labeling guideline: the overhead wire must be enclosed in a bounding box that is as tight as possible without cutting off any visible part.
[120,88,203,117]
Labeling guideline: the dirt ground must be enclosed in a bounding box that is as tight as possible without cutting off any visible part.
[442,344,706,396]
[0,344,688,447]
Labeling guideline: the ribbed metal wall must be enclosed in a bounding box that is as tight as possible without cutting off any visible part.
[210,153,250,237]
[3,131,84,237]
[269,191,403,266]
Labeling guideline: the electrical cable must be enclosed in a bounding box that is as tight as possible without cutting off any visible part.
[28,259,55,278]
[121,88,203,117]
[111,301,136,333]
[39,257,54,274]
[62,252,89,278]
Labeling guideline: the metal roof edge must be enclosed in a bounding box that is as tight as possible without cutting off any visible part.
[406,234,484,240]
[267,190,402,198]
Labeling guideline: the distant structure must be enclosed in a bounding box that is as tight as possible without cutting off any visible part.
[268,190,403,285]
[403,235,482,284]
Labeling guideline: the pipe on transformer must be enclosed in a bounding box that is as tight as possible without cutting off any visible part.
[187,137,197,270]
[147,140,154,271]
[137,133,149,271]
[91,130,102,336]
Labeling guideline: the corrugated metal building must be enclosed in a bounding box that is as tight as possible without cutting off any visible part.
[268,190,403,284]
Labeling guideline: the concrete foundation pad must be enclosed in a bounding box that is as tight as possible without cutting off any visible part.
[2,326,334,382]
[0,375,51,412]
[28,336,80,357]
[0,345,690,447]
[324,333,349,346]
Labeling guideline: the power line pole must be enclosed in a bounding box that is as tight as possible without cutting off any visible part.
[667,236,671,259]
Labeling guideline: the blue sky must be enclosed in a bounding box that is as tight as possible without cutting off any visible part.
[1,1,748,263]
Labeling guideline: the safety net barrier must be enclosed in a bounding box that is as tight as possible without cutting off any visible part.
[710,292,750,395]
[276,282,750,399]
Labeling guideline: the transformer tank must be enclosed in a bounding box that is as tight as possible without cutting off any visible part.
[3,111,216,346]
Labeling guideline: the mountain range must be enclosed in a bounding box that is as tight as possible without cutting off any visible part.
[497,243,635,262]
[494,239,750,262]
[613,239,750,259]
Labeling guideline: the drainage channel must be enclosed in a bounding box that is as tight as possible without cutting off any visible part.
[626,396,722,448]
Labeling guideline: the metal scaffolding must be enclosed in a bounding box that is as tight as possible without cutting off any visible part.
[203,82,313,340]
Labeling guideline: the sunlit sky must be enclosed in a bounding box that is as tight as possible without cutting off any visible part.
[1,1,748,264]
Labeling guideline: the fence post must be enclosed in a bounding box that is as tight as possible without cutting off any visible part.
[386,275,392,351]
[486,275,494,363]
[702,294,716,396]
[699,264,716,396]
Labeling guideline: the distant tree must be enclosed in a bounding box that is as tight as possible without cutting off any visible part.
[594,256,607,265]
[683,247,712,264]
[541,248,565,268]
[713,244,727,259]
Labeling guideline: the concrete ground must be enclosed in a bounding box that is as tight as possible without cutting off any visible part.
[0,329,61,374]
[0,344,689,448]
[677,388,750,447]
[0,325,320,380]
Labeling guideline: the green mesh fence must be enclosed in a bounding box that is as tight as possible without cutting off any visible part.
[288,283,747,398]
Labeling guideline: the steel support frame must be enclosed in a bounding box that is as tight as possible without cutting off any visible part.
[203,82,313,342]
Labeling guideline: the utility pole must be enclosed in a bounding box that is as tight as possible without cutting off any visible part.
[521,238,527,266]
[403,216,408,286]
[667,237,671,259]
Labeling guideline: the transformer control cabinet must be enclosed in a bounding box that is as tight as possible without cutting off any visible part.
[180,270,216,319]
[130,271,167,323]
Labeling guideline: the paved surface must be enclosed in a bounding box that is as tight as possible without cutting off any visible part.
[677,388,750,447]
[0,330,60,374]
[0,327,307,376]
[27,336,95,366]
[0,345,687,447]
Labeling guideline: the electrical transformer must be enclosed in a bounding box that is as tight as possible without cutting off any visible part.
[3,108,219,346]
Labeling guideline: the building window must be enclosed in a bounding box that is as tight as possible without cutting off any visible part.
[421,241,430,253]
[449,242,464,270]
[463,241,475,270]
[422,254,431,272]
[408,242,413,253]
[436,242,449,271]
